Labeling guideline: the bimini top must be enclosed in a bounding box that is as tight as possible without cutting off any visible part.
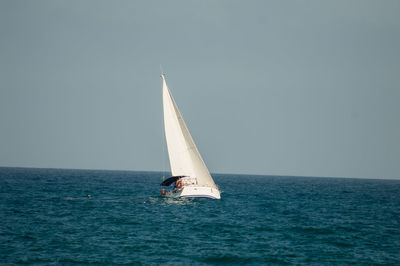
[160,176,188,186]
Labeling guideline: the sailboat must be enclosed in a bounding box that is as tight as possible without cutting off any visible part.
[160,73,221,199]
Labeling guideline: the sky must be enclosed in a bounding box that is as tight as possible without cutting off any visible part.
[0,0,399,179]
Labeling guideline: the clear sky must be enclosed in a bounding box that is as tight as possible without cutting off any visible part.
[1,0,399,179]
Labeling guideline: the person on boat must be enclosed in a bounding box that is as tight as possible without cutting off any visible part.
[172,182,177,193]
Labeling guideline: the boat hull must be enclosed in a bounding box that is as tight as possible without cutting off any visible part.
[173,186,221,199]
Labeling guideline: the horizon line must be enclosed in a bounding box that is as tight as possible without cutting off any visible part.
[0,165,399,181]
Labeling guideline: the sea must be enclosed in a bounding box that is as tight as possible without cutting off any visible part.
[0,167,399,265]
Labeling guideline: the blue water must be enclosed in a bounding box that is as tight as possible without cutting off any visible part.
[0,167,399,265]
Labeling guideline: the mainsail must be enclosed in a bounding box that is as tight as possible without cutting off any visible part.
[162,74,217,189]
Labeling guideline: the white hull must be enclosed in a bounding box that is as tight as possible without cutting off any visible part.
[172,186,221,199]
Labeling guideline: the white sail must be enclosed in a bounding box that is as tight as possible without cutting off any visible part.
[162,74,217,189]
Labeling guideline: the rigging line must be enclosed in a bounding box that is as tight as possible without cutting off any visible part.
[162,122,166,181]
[160,64,164,76]
[161,72,166,182]
[162,138,165,181]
